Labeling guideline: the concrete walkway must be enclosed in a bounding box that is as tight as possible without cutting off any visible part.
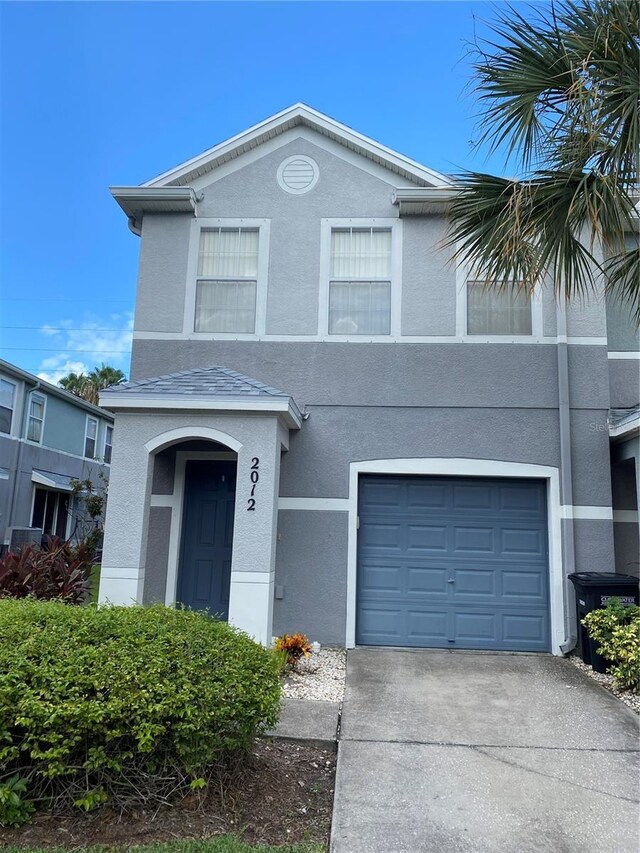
[331,649,640,853]
[266,698,340,747]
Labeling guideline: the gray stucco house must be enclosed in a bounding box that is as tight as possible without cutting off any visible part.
[100,104,639,653]
[0,359,113,551]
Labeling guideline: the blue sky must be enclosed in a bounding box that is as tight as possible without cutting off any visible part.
[0,0,533,382]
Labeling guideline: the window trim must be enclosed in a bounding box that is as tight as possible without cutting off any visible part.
[84,415,98,459]
[455,258,543,339]
[184,218,271,337]
[103,423,114,464]
[30,485,71,540]
[319,218,402,338]
[26,391,46,444]
[0,375,17,436]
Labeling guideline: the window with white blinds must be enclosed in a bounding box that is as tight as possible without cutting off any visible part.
[195,228,259,333]
[27,393,45,443]
[466,281,532,335]
[329,228,392,335]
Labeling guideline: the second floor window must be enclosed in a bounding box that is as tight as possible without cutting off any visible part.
[466,281,532,335]
[195,228,259,333]
[85,417,98,459]
[104,424,114,464]
[27,393,45,443]
[329,228,392,335]
[0,378,16,435]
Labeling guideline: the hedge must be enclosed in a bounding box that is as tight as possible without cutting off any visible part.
[0,600,281,822]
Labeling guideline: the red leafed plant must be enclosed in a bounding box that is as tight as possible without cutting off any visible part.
[0,537,93,605]
[274,632,312,668]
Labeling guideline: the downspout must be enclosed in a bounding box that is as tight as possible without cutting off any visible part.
[556,297,577,654]
[7,381,40,539]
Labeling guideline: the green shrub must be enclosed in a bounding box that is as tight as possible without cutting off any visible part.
[0,600,281,822]
[583,597,640,692]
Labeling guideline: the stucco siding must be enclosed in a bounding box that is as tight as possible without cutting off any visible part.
[193,136,401,337]
[401,217,456,335]
[135,214,191,333]
[143,506,172,603]
[608,359,640,408]
[274,509,348,645]
[570,518,616,573]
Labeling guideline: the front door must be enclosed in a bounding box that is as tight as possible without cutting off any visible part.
[177,460,236,619]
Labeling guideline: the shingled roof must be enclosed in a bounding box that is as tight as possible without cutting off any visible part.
[99,366,302,428]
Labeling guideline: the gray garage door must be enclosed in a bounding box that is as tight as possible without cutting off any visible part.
[356,475,549,651]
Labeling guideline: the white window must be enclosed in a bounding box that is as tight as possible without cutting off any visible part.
[27,393,46,443]
[84,416,98,458]
[0,378,16,435]
[328,227,392,335]
[466,281,532,335]
[103,424,114,464]
[195,228,259,333]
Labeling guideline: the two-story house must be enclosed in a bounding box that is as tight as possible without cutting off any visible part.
[100,104,639,653]
[0,359,114,552]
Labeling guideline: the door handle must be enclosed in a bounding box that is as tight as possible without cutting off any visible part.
[447,579,455,584]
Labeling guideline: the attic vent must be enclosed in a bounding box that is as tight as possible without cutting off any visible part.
[277,155,319,195]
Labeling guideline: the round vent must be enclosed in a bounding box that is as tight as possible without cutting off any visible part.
[277,155,319,195]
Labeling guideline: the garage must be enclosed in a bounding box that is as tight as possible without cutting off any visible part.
[356,475,550,651]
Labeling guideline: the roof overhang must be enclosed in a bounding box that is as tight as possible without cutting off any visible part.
[609,410,640,442]
[392,186,460,215]
[139,103,453,190]
[99,392,302,430]
[31,470,75,492]
[110,187,199,235]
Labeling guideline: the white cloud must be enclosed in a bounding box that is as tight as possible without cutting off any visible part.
[36,313,133,385]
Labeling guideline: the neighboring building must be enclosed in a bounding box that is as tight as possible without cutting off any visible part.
[100,104,640,652]
[0,360,114,552]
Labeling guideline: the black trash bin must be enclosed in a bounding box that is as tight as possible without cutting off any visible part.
[568,572,639,673]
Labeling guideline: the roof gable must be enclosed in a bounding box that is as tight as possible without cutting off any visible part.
[142,103,452,190]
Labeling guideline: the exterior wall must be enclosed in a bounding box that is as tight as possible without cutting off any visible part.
[99,411,289,644]
[0,435,110,546]
[118,124,633,649]
[40,394,91,458]
[0,366,113,546]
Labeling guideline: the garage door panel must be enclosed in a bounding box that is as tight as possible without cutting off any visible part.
[357,476,550,652]
[407,524,448,552]
[454,611,497,642]
[453,526,495,553]
[498,482,546,511]
[359,521,403,550]
[406,566,448,595]
[407,609,449,642]
[500,527,545,556]
[503,613,548,644]
[502,570,546,600]
[406,481,447,509]
[452,483,494,510]
[454,568,495,597]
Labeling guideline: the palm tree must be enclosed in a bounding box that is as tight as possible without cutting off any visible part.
[59,364,126,405]
[448,0,639,321]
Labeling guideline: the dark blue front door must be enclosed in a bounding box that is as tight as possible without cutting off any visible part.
[177,461,236,619]
[356,475,550,651]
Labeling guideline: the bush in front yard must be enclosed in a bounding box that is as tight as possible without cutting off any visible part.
[583,597,640,692]
[0,537,94,604]
[0,600,281,822]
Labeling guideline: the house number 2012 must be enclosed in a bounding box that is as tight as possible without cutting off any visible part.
[247,457,260,511]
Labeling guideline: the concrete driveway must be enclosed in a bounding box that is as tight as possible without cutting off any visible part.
[331,649,639,853]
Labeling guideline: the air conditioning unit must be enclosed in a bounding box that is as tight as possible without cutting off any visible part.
[6,527,42,552]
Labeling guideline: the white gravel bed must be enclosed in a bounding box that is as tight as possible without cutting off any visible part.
[567,654,639,714]
[282,648,346,702]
